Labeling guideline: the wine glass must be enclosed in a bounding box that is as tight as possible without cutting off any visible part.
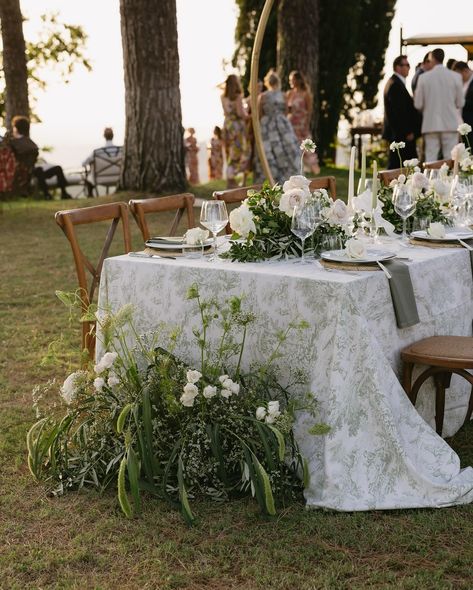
[200,200,228,261]
[393,184,416,243]
[291,202,320,264]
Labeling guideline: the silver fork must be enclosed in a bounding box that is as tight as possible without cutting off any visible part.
[376,260,392,279]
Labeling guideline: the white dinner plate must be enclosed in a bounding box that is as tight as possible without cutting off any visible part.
[411,229,473,242]
[321,249,396,264]
[146,237,213,250]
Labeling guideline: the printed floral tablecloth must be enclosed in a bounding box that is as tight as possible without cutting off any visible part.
[97,240,473,511]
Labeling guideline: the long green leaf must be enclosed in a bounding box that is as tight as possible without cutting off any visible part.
[206,424,228,486]
[255,422,276,471]
[265,424,286,462]
[118,456,133,518]
[142,387,161,475]
[177,455,195,526]
[302,457,310,489]
[127,448,142,513]
[252,455,276,516]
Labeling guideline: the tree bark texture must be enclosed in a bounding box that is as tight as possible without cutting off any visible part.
[0,0,29,128]
[277,0,319,140]
[119,0,186,192]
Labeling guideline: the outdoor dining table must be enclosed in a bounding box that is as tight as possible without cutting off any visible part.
[97,237,473,511]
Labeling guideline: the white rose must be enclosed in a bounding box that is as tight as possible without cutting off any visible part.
[220,388,233,399]
[183,382,199,397]
[431,179,450,203]
[107,372,120,387]
[265,414,276,424]
[94,351,118,374]
[186,369,202,384]
[267,400,280,415]
[203,385,217,399]
[256,406,267,420]
[345,238,366,259]
[180,392,196,407]
[325,199,348,225]
[458,123,472,136]
[427,222,446,239]
[94,377,105,392]
[451,142,467,161]
[218,374,229,384]
[229,203,256,238]
[184,227,209,245]
[282,175,311,194]
[222,378,240,395]
[278,188,308,217]
[409,171,429,192]
[60,371,85,405]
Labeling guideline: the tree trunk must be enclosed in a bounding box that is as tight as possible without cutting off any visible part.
[119,0,186,192]
[0,0,29,128]
[277,0,319,140]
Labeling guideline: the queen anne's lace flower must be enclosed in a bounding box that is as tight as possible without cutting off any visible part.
[390,141,405,151]
[458,123,472,136]
[60,370,86,405]
[300,138,317,153]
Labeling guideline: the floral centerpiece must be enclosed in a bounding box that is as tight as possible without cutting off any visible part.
[377,142,450,233]
[222,140,347,262]
[452,123,473,176]
[28,286,328,524]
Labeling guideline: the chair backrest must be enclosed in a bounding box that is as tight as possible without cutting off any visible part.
[379,168,403,186]
[128,193,196,242]
[309,176,337,199]
[423,159,454,170]
[213,185,263,234]
[55,202,132,358]
[91,146,123,188]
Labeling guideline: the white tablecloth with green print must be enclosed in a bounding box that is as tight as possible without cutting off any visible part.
[97,240,473,511]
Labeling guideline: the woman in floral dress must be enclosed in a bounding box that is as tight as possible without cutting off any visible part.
[286,70,320,175]
[253,69,300,184]
[221,75,249,188]
[184,127,200,185]
[207,126,224,180]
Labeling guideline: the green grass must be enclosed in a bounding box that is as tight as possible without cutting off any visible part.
[1,168,473,589]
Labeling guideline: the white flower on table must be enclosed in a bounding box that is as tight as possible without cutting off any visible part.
[94,351,118,374]
[408,171,429,192]
[451,142,468,162]
[458,123,472,136]
[60,370,86,404]
[427,222,446,239]
[323,199,348,226]
[184,227,209,245]
[431,179,451,203]
[389,173,406,188]
[390,141,405,151]
[403,158,419,168]
[186,369,202,384]
[345,238,366,259]
[229,202,256,238]
[300,138,317,153]
[180,382,199,407]
[203,385,217,399]
[461,157,473,172]
[279,187,309,217]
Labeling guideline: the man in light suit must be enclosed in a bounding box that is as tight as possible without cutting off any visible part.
[382,55,421,169]
[453,61,473,147]
[414,48,464,162]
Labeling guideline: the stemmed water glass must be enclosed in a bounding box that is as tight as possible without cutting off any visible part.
[291,201,322,264]
[200,200,228,261]
[393,184,416,243]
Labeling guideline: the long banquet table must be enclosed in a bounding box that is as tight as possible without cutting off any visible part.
[97,238,473,511]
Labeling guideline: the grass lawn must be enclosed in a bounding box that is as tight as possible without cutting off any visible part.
[1,167,473,589]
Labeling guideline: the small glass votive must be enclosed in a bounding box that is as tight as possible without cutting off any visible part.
[182,241,204,259]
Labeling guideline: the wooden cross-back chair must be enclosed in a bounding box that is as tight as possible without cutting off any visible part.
[309,176,337,199]
[55,202,132,359]
[379,168,404,186]
[128,193,196,243]
[423,159,454,170]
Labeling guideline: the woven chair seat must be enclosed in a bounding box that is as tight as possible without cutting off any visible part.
[401,336,473,369]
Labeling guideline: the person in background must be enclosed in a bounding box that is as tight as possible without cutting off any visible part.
[411,53,432,94]
[286,70,320,175]
[82,127,120,197]
[221,74,249,188]
[453,61,473,147]
[414,48,464,162]
[382,56,421,168]
[253,69,300,184]
[9,115,71,199]
[184,127,200,185]
[446,58,457,70]
[207,126,224,180]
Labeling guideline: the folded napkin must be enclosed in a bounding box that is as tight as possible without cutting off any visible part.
[147,236,183,244]
[382,259,420,329]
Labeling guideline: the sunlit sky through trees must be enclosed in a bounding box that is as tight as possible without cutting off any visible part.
[19,0,473,176]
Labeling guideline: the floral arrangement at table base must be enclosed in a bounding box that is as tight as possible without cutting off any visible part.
[27,286,328,524]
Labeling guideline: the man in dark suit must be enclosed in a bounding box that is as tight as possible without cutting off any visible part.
[383,55,421,169]
[453,61,473,147]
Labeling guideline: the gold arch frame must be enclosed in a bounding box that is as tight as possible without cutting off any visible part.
[249,0,275,186]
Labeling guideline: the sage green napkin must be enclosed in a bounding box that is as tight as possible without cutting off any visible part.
[383,259,420,329]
